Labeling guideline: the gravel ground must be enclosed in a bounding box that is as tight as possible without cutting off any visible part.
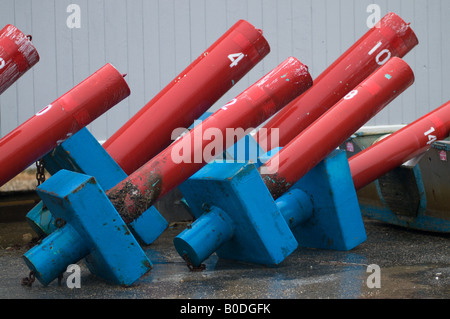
[0,217,448,300]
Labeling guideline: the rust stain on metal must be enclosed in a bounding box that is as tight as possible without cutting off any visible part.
[261,173,291,200]
[107,174,162,225]
[142,259,153,271]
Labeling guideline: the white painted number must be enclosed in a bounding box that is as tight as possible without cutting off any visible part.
[344,90,358,100]
[368,41,392,66]
[228,53,244,68]
[424,127,437,145]
[375,49,391,66]
[0,58,5,70]
[368,41,382,56]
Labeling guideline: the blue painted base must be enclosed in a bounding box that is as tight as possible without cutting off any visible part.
[178,149,366,269]
[284,150,367,251]
[26,127,168,245]
[178,161,298,266]
[24,170,152,286]
[26,202,57,237]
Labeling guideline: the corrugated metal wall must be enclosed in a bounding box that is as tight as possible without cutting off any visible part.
[0,0,449,141]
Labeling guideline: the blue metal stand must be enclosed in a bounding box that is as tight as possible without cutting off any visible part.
[23,170,152,286]
[276,150,367,250]
[26,127,168,245]
[175,161,298,267]
[176,146,367,267]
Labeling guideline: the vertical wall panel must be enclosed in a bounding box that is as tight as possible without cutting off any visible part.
[227,0,249,27]
[142,0,161,103]
[247,0,266,85]
[158,0,176,88]
[189,0,207,60]
[205,0,227,44]
[310,0,327,78]
[339,0,355,50]
[174,0,192,75]
[442,0,450,110]
[413,0,430,118]
[104,0,129,138]
[325,0,341,66]
[0,0,448,140]
[427,1,443,112]
[126,0,146,118]
[292,0,313,73]
[87,0,107,140]
[276,0,293,61]
[71,0,89,86]
[54,0,74,98]
[31,0,57,114]
[261,0,278,73]
[399,0,418,124]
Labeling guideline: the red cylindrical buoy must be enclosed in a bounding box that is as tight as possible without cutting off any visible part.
[257,12,418,151]
[0,24,39,95]
[261,57,414,199]
[103,20,271,175]
[0,64,130,187]
[350,100,450,190]
[107,57,313,224]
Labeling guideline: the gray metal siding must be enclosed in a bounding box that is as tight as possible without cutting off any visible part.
[0,0,449,141]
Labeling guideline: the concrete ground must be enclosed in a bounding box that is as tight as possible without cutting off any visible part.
[0,217,448,300]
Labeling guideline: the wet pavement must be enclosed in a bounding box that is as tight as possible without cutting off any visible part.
[0,217,448,299]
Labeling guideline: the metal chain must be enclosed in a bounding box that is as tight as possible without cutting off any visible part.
[21,271,35,287]
[182,253,206,272]
[35,159,46,186]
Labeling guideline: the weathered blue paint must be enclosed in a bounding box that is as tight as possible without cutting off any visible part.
[177,161,298,267]
[23,223,89,286]
[25,201,57,237]
[213,135,365,250]
[23,170,152,286]
[25,127,168,245]
[278,150,367,250]
[177,149,367,267]
[174,206,235,267]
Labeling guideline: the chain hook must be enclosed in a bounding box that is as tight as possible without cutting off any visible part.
[21,271,36,287]
[35,159,46,187]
